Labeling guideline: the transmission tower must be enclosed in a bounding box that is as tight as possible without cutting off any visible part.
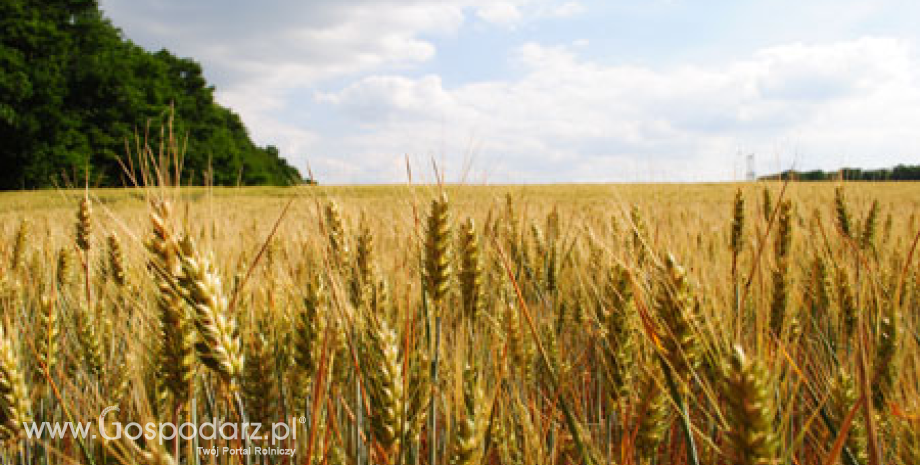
[745,153,756,181]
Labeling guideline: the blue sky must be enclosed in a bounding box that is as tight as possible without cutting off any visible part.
[99,0,920,182]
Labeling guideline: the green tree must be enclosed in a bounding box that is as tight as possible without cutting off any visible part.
[0,0,302,189]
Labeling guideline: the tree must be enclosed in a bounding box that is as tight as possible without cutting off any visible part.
[0,0,302,189]
[760,165,920,181]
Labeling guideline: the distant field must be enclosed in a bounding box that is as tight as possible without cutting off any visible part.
[2,182,918,264]
[4,181,919,229]
[0,181,918,464]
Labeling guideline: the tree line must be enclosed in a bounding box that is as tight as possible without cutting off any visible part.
[760,164,920,181]
[0,0,303,189]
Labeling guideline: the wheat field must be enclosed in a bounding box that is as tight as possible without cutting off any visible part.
[0,178,917,465]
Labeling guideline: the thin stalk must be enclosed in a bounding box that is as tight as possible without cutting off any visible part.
[493,236,597,465]
[429,315,441,465]
[658,355,700,465]
[235,392,253,465]
[192,396,201,465]
[356,377,364,465]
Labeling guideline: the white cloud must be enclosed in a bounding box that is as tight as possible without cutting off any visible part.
[100,0,577,88]
[102,1,463,83]
[473,0,584,27]
[549,1,585,18]
[98,1,920,182]
[314,37,920,182]
[99,0,580,179]
[476,3,523,25]
[317,75,456,122]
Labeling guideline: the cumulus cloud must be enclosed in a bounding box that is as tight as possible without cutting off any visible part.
[102,1,459,84]
[476,3,523,26]
[314,37,920,182]
[317,75,456,122]
[99,0,580,175]
[99,0,920,182]
[547,1,585,18]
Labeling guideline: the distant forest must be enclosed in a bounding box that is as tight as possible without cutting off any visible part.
[760,164,920,181]
[0,0,303,189]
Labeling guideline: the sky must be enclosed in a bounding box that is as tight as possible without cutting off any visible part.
[98,0,920,183]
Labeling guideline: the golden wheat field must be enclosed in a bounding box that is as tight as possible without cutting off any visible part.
[0,180,918,465]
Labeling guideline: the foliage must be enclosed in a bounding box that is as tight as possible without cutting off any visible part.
[0,0,302,188]
[761,164,920,181]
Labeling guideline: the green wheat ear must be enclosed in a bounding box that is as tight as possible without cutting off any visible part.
[35,295,58,387]
[107,233,127,287]
[835,186,852,238]
[448,362,487,465]
[860,199,880,250]
[835,266,857,343]
[154,277,197,408]
[730,188,745,256]
[243,325,279,424]
[630,205,648,264]
[720,345,778,465]
[56,247,72,287]
[770,199,794,337]
[9,220,28,272]
[802,254,831,334]
[75,303,104,377]
[458,217,484,323]
[75,196,92,252]
[654,253,703,381]
[355,211,375,285]
[730,188,745,283]
[424,192,452,311]
[873,300,899,408]
[293,272,325,403]
[359,317,405,457]
[634,371,671,463]
[600,263,635,402]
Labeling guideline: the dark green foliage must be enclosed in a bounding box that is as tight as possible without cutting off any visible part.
[761,164,920,182]
[0,0,302,188]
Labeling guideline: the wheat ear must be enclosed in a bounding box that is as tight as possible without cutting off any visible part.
[720,346,778,465]
[177,236,243,388]
[0,324,31,441]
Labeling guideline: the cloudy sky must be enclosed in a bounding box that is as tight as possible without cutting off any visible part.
[98,0,920,183]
